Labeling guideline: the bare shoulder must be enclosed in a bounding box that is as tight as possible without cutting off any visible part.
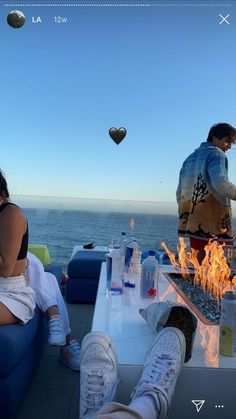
[1,204,26,223]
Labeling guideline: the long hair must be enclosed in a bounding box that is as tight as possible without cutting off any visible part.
[0,171,9,198]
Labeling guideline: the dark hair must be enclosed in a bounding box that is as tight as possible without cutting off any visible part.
[0,171,9,198]
[207,123,236,143]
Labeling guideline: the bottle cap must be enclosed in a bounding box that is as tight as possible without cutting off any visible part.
[148,250,156,256]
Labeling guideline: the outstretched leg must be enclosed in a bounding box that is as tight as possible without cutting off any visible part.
[80,328,186,419]
[80,331,119,419]
[127,327,186,419]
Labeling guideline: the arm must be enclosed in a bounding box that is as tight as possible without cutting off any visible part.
[176,170,182,206]
[208,152,236,200]
[0,205,26,276]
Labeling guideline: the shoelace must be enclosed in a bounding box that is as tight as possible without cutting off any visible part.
[142,353,178,390]
[49,318,63,333]
[83,369,107,411]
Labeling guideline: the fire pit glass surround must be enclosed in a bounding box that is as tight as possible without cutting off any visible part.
[164,272,221,325]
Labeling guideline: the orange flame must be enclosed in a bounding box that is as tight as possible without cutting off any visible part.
[160,241,179,268]
[129,218,135,231]
[164,238,234,305]
[163,238,228,367]
[199,323,219,367]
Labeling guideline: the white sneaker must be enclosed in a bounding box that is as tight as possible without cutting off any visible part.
[80,331,119,419]
[131,327,186,419]
[60,339,80,371]
[48,317,66,346]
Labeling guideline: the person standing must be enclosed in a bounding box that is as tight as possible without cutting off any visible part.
[177,122,236,263]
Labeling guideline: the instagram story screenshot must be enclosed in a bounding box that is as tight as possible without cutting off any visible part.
[0,1,236,419]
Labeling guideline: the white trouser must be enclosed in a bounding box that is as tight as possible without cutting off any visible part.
[27,252,71,335]
[0,275,35,324]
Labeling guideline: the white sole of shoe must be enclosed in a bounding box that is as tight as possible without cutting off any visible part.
[48,339,67,346]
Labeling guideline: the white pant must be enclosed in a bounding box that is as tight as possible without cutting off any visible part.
[27,252,71,336]
[0,275,35,324]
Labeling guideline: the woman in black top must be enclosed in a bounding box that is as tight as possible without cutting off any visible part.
[0,170,35,325]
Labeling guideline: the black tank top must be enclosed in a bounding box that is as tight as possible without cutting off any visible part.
[0,202,28,260]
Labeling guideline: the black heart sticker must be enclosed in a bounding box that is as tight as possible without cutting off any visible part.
[109,127,127,145]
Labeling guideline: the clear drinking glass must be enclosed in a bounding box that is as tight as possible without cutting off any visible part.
[156,241,165,265]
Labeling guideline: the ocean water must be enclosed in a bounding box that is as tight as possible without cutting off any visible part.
[25,208,236,272]
[24,209,179,271]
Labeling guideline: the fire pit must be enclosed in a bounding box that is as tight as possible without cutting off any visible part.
[164,271,220,325]
[162,239,236,326]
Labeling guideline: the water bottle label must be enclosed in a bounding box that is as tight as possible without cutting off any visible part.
[144,269,155,281]
[219,300,236,356]
[140,259,157,299]
[219,325,235,356]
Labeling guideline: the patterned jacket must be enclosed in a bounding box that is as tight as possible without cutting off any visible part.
[176,142,236,241]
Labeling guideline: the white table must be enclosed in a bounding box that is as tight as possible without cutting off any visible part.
[92,263,236,419]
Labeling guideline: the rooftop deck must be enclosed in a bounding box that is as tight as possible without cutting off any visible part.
[16,262,236,419]
[17,303,94,419]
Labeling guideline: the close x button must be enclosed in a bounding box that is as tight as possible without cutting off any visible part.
[219,14,230,25]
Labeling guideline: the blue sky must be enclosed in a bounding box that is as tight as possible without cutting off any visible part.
[0,0,235,208]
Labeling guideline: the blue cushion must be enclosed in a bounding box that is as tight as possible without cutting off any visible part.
[66,251,106,303]
[72,250,106,262]
[0,307,48,419]
[67,254,105,279]
[0,305,47,377]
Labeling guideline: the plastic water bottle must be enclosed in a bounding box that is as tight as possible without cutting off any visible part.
[219,291,236,356]
[125,237,138,272]
[105,252,112,292]
[111,245,123,294]
[140,250,158,298]
[120,232,127,256]
[129,247,142,274]
[119,232,127,279]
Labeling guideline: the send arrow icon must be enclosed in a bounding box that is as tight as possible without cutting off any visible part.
[191,400,205,413]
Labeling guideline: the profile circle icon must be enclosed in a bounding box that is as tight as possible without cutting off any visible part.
[7,10,25,29]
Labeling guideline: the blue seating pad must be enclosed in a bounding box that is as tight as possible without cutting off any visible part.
[66,250,106,303]
[67,252,106,279]
[0,306,46,377]
[72,250,107,261]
